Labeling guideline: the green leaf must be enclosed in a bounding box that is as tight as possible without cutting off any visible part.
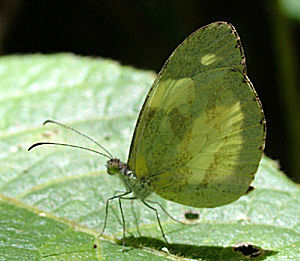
[279,0,300,21]
[0,54,299,260]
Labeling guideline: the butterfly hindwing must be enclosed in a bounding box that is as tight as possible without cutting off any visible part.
[128,22,265,207]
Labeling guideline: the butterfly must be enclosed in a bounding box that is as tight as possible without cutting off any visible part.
[29,21,266,250]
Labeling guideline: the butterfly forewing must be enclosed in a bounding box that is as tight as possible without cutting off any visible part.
[128,22,265,208]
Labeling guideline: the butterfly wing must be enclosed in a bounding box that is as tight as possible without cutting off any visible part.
[127,22,266,208]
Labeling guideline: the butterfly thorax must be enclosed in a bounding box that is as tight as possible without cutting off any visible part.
[106,158,152,200]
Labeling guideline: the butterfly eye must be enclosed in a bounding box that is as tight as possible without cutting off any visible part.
[106,160,120,175]
[107,166,118,175]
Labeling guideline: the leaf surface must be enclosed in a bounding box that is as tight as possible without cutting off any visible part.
[0,54,299,260]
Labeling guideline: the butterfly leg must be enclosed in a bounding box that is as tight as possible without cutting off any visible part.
[117,196,141,237]
[113,190,127,196]
[146,199,187,225]
[142,200,169,244]
[118,196,126,252]
[130,199,142,236]
[117,196,139,251]
[99,191,132,239]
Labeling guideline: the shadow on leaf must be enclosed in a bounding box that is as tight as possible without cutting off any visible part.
[118,236,278,260]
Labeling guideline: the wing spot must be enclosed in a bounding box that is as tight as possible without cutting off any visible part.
[201,53,217,66]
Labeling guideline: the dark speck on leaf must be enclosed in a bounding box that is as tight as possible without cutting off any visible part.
[184,210,200,220]
[233,243,263,258]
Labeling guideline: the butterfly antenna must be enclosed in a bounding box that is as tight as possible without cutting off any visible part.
[28,142,111,159]
[43,119,113,159]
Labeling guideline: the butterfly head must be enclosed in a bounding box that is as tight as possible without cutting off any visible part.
[106,158,126,176]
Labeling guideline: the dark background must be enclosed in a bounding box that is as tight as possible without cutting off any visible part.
[1,0,299,182]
